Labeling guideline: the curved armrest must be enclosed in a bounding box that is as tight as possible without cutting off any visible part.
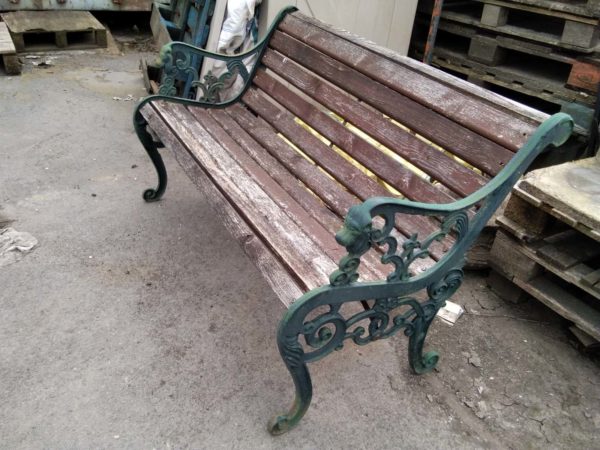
[331,113,574,285]
[151,6,297,103]
[133,6,297,126]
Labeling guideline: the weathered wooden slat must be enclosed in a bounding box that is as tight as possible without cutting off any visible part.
[515,276,600,342]
[0,22,16,54]
[154,101,338,291]
[225,103,441,268]
[582,269,600,289]
[263,49,488,188]
[292,12,550,131]
[253,68,455,205]
[241,87,452,255]
[226,103,361,218]
[536,230,600,270]
[141,104,304,307]
[188,106,386,282]
[268,32,501,191]
[202,108,396,281]
[280,13,538,151]
[207,108,342,235]
[242,88,387,200]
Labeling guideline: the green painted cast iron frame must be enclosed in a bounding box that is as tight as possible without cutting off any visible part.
[133,6,297,202]
[133,7,574,435]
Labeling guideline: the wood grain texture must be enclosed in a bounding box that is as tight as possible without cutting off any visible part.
[261,49,498,193]
[280,13,539,151]
[224,104,440,268]
[519,158,600,234]
[268,31,504,189]
[188,106,386,282]
[241,87,452,259]
[141,104,304,307]
[292,12,551,132]
[207,107,343,234]
[154,102,339,291]
[0,22,16,54]
[226,102,362,218]
[515,276,600,341]
[253,66,456,203]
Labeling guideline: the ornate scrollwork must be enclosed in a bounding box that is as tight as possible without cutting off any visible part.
[292,286,454,365]
[158,46,198,97]
[331,206,470,286]
[329,255,361,287]
[427,268,464,304]
[158,45,251,102]
[280,335,304,370]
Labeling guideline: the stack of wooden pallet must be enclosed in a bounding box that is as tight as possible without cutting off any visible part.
[414,0,600,129]
[488,155,600,351]
[0,11,107,53]
[0,21,20,75]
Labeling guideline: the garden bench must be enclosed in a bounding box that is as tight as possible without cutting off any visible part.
[133,7,573,435]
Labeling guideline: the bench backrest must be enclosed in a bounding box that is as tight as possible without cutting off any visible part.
[240,12,548,206]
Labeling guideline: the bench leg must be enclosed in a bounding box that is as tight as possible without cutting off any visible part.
[267,270,462,434]
[268,336,312,436]
[408,312,440,374]
[134,110,168,202]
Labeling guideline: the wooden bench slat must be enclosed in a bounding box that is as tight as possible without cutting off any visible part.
[268,32,503,190]
[242,87,388,199]
[241,88,452,260]
[281,13,538,152]
[203,107,396,280]
[226,103,361,218]
[141,105,304,307]
[226,103,441,272]
[293,13,549,129]
[253,68,455,205]
[154,101,339,291]
[188,106,387,282]
[207,108,343,235]
[220,105,436,272]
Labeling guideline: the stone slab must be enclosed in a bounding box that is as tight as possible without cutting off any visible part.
[519,157,600,236]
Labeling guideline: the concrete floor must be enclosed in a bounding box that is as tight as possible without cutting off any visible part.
[1,44,599,449]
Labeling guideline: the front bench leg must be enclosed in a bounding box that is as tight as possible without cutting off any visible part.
[134,109,168,202]
[268,269,463,435]
[268,203,471,435]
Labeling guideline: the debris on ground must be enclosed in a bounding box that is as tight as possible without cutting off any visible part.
[33,60,54,68]
[436,300,465,326]
[112,94,135,101]
[0,227,38,267]
[468,353,483,368]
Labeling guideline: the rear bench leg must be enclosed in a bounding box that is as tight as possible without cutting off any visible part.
[134,109,167,202]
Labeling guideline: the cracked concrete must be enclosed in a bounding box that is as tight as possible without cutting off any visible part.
[1,38,600,449]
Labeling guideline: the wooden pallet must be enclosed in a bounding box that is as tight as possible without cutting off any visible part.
[427,47,596,107]
[489,229,600,343]
[492,0,600,19]
[488,157,600,347]
[0,22,20,75]
[443,2,599,53]
[492,228,600,300]
[433,19,600,94]
[0,11,107,52]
